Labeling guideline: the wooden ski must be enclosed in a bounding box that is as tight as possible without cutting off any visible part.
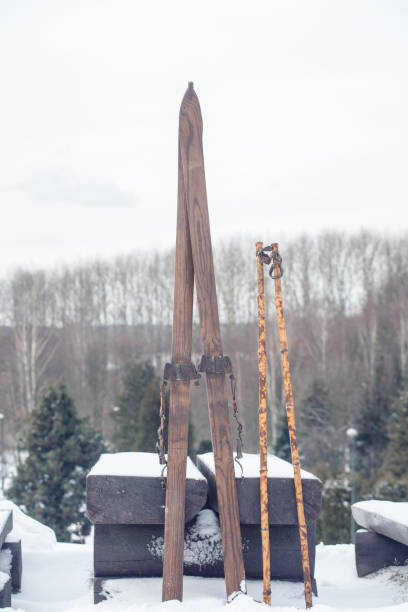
[161,144,195,601]
[162,83,246,602]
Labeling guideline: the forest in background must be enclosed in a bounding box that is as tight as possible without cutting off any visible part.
[0,230,407,542]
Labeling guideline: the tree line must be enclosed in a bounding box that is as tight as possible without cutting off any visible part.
[1,230,407,542]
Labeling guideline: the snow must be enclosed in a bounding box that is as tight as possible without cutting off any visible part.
[0,548,12,574]
[88,453,206,480]
[6,539,407,611]
[0,499,404,612]
[0,509,11,535]
[0,569,9,590]
[352,501,408,546]
[147,509,224,567]
[198,452,319,480]
[0,500,56,551]
[353,501,408,527]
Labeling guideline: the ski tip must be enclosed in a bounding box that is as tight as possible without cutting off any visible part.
[180,81,202,128]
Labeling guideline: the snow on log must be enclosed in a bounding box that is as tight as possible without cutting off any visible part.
[86,452,208,524]
[0,512,12,550]
[352,501,408,546]
[0,572,11,608]
[0,500,56,551]
[196,453,322,524]
[3,540,22,592]
[93,509,316,580]
[355,529,408,577]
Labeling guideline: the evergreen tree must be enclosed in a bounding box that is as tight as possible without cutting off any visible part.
[384,387,408,479]
[274,410,291,462]
[355,359,393,476]
[134,376,162,452]
[111,361,157,451]
[7,384,105,541]
[113,361,195,455]
[317,475,351,544]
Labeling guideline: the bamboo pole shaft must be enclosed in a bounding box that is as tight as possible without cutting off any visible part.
[256,241,271,606]
[271,242,313,609]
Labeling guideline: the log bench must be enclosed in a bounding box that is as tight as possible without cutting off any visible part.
[93,510,316,580]
[87,452,322,603]
[353,500,408,576]
[87,452,208,524]
[196,452,322,525]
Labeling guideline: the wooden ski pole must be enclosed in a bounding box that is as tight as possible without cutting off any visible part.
[256,241,271,606]
[270,242,313,609]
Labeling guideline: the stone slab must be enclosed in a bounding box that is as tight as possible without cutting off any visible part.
[93,511,316,580]
[3,539,22,592]
[196,454,322,524]
[0,513,12,550]
[355,529,408,577]
[352,501,408,546]
[87,454,208,525]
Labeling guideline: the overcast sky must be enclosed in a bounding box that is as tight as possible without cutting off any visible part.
[1,1,407,274]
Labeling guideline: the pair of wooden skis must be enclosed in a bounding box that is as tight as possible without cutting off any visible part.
[161,83,246,603]
[162,83,312,608]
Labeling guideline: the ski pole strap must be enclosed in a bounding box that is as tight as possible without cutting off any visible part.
[256,244,284,279]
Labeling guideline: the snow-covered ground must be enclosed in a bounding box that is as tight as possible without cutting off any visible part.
[8,540,408,612]
[1,500,407,612]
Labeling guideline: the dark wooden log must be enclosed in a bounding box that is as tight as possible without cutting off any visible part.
[352,501,408,546]
[355,529,408,577]
[0,512,12,550]
[93,515,316,580]
[196,454,322,525]
[86,454,207,525]
[3,539,22,592]
[179,82,245,599]
[0,576,11,608]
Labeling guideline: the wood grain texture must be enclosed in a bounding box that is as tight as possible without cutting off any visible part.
[94,521,317,580]
[178,83,245,598]
[162,141,195,600]
[256,241,271,605]
[86,472,207,525]
[196,455,322,525]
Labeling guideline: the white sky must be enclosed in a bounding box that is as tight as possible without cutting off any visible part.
[1,0,407,274]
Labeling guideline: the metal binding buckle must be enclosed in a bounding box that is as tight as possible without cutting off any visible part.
[198,355,233,375]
